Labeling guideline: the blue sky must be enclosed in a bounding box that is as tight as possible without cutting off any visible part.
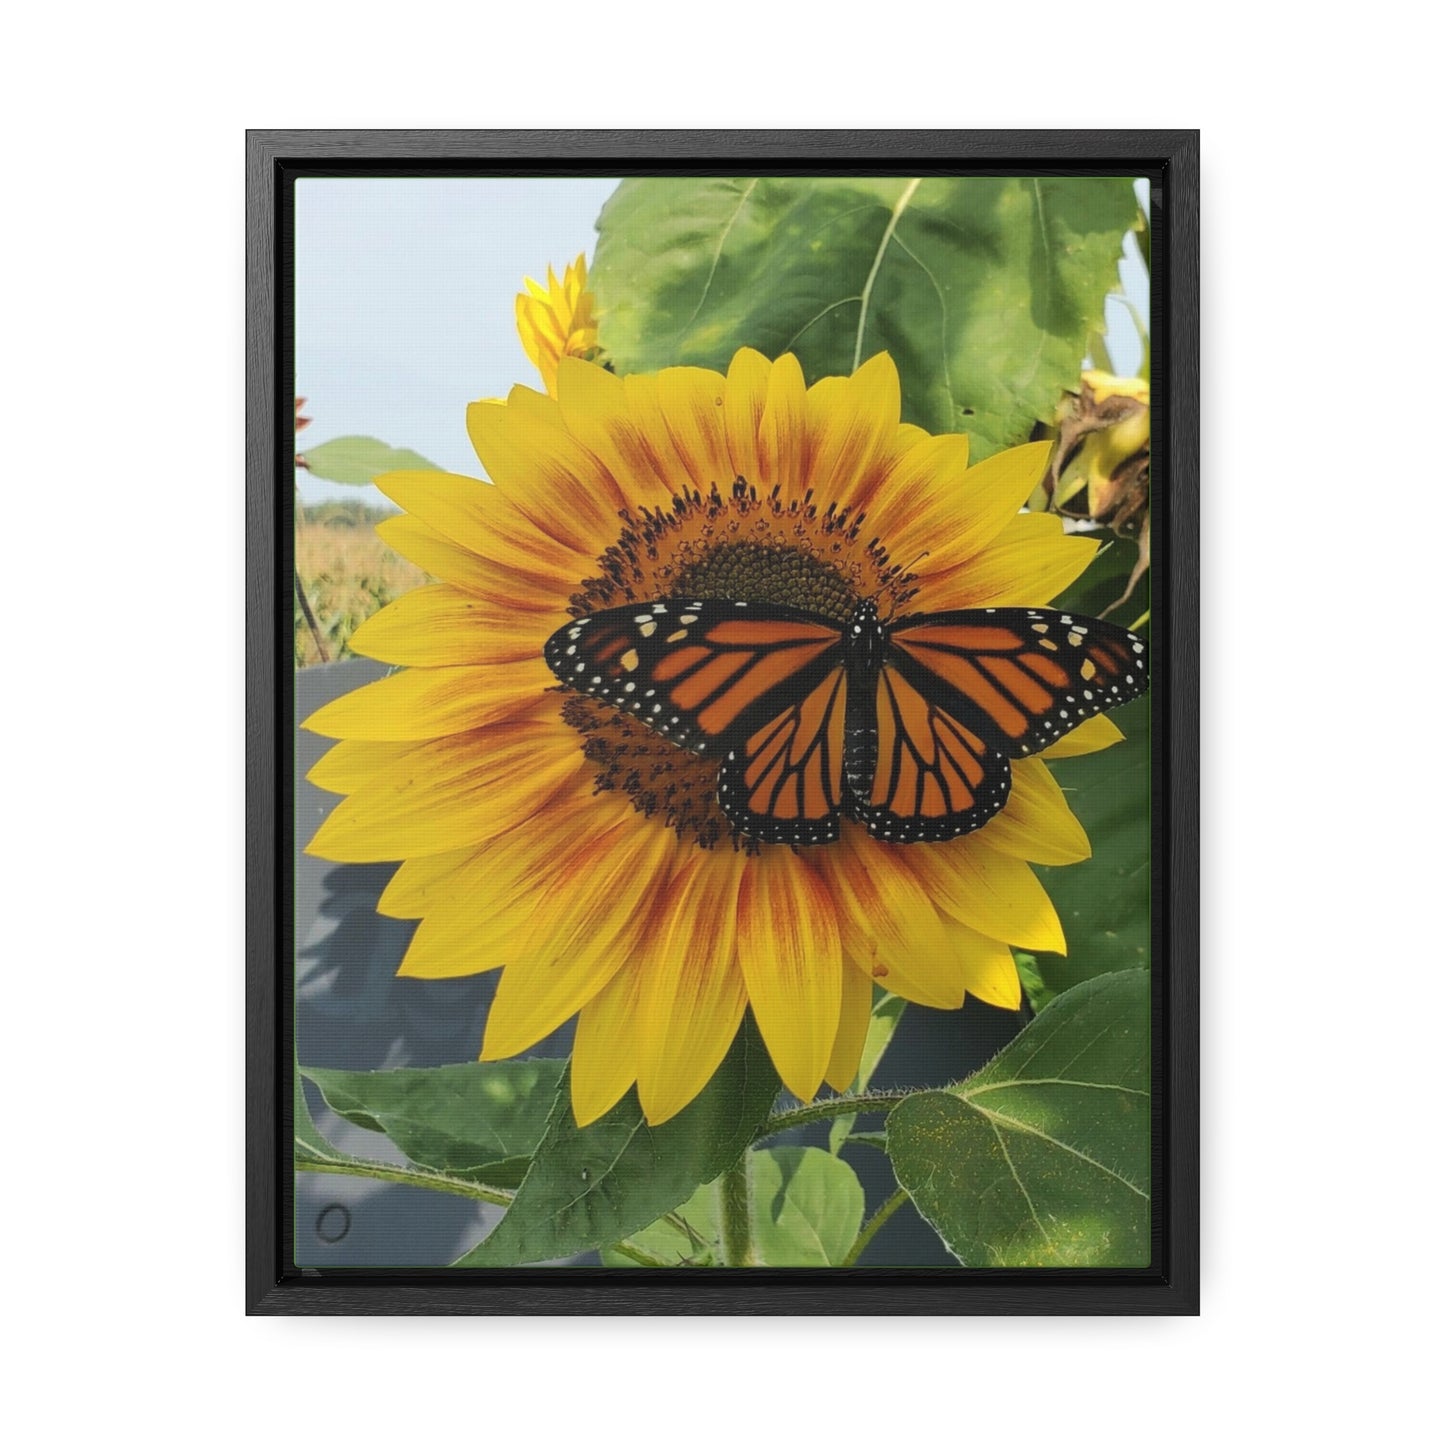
[295,177,1149,508]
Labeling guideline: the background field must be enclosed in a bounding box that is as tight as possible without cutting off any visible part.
[293,501,425,667]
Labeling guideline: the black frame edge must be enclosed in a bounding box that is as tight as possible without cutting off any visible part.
[246,129,1200,1316]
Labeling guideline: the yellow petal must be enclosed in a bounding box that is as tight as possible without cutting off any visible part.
[636,850,748,1126]
[464,398,623,556]
[480,821,677,1059]
[824,961,874,1092]
[879,439,1051,577]
[375,515,560,612]
[907,837,1066,954]
[941,918,1023,1010]
[735,850,842,1103]
[377,845,482,918]
[757,353,807,495]
[348,586,556,668]
[804,352,900,513]
[922,512,1099,610]
[1041,713,1125,758]
[377,469,583,593]
[620,373,694,498]
[723,348,771,486]
[655,366,733,494]
[819,830,961,1009]
[305,738,415,795]
[304,720,584,863]
[981,758,1092,865]
[571,964,644,1126]
[302,660,550,741]
[397,906,516,979]
[553,360,676,506]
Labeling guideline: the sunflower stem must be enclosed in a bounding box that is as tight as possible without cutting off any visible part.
[717,1150,758,1267]
[842,1188,908,1266]
[751,1090,913,1143]
[296,1156,514,1208]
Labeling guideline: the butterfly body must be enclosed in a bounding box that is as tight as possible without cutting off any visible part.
[544,596,1147,847]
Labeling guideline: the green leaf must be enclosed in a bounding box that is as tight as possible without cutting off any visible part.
[753,1147,866,1266]
[294,1049,347,1164]
[301,1059,563,1187]
[300,436,439,486]
[1033,691,1150,995]
[600,1184,718,1268]
[457,1018,780,1266]
[887,970,1150,1267]
[829,992,906,1154]
[591,176,1139,457]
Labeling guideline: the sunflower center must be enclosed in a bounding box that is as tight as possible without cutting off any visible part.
[559,478,917,851]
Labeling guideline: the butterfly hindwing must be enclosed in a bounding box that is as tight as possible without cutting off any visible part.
[845,659,1012,843]
[886,608,1150,757]
[716,664,849,845]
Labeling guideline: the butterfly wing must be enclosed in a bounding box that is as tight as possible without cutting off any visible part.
[844,607,1149,843]
[887,608,1150,756]
[845,657,1013,843]
[544,600,850,843]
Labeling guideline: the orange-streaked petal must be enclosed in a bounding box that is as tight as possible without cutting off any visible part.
[824,961,874,1092]
[981,759,1092,866]
[636,850,749,1126]
[377,845,483,918]
[907,837,1067,954]
[921,512,1099,609]
[878,439,1054,578]
[821,830,961,1009]
[736,849,842,1102]
[655,366,733,493]
[723,348,771,486]
[757,353,807,495]
[553,360,677,506]
[804,351,900,513]
[374,515,558,612]
[347,586,557,668]
[377,469,584,592]
[304,721,584,863]
[480,820,677,1059]
[302,660,550,741]
[464,397,623,556]
[1041,713,1126,758]
[571,964,645,1126]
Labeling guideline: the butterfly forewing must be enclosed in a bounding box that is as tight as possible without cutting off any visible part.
[543,600,846,757]
[886,608,1149,757]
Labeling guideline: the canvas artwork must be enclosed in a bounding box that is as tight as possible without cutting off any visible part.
[292,173,1155,1272]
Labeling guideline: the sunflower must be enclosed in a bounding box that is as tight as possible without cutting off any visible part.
[514,254,599,398]
[303,346,1128,1127]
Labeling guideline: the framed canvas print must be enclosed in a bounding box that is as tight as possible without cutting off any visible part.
[247,130,1199,1314]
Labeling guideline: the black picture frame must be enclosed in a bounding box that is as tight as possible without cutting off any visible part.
[247,129,1199,1316]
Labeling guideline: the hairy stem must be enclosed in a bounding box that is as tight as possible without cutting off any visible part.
[842,1188,908,1267]
[752,1090,913,1144]
[716,1150,757,1267]
[296,1155,513,1208]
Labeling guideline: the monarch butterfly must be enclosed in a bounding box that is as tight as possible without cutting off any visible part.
[544,597,1148,846]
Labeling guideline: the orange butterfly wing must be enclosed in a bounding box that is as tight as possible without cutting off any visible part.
[544,600,849,842]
